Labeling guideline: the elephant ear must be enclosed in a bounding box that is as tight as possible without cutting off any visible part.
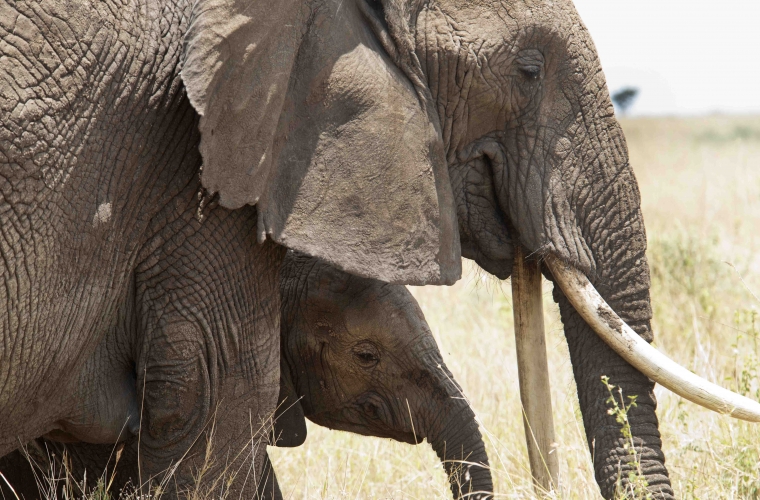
[181,0,307,208]
[270,368,307,448]
[181,0,461,285]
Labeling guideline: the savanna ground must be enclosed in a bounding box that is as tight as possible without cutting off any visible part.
[269,115,760,499]
[5,116,760,499]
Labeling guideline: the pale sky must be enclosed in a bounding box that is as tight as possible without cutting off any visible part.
[571,0,760,116]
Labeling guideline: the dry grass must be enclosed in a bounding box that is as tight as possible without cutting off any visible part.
[269,115,760,499]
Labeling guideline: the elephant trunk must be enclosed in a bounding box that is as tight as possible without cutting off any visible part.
[539,111,674,498]
[551,254,673,499]
[422,364,493,500]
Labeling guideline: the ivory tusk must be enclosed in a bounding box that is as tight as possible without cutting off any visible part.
[545,254,760,422]
[512,246,559,494]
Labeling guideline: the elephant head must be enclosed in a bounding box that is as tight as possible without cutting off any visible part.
[415,2,669,495]
[178,0,758,496]
[272,252,492,499]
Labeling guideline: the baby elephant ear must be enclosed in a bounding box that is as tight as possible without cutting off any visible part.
[271,370,307,448]
[182,0,461,286]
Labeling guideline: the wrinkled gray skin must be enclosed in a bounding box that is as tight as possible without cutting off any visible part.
[0,252,492,500]
[1,0,670,497]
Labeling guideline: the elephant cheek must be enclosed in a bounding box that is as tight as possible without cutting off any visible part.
[449,152,515,278]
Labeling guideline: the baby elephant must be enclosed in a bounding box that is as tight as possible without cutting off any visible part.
[264,252,492,499]
[1,252,492,500]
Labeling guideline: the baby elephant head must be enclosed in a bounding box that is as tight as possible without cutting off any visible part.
[274,252,492,500]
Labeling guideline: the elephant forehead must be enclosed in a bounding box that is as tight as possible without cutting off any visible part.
[432,1,517,38]
[342,286,429,346]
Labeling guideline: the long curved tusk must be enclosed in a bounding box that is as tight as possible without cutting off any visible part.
[545,254,760,422]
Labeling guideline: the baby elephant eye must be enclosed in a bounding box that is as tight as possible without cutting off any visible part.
[352,342,380,368]
[357,352,378,364]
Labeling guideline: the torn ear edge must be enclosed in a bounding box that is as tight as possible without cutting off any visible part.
[271,368,307,447]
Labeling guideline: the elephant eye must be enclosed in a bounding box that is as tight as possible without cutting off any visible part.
[519,65,542,80]
[516,49,545,81]
[352,342,380,368]
[357,352,378,364]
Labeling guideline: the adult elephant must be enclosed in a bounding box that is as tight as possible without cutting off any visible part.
[2,0,754,498]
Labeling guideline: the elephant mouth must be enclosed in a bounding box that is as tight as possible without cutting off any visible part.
[545,254,760,421]
[460,241,513,280]
[308,408,420,445]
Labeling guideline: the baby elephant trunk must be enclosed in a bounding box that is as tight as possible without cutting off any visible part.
[429,404,493,499]
[423,366,493,499]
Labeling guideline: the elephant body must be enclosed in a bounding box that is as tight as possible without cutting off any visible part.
[1,0,288,493]
[1,252,492,500]
[2,0,695,497]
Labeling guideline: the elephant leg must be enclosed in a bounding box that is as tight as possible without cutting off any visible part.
[1,417,280,499]
[135,285,281,496]
[1,435,189,499]
[134,290,282,496]
[0,442,49,500]
[0,438,138,499]
[256,451,283,500]
[133,206,285,498]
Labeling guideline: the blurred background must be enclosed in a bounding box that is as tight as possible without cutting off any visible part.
[574,0,760,116]
[271,3,760,498]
